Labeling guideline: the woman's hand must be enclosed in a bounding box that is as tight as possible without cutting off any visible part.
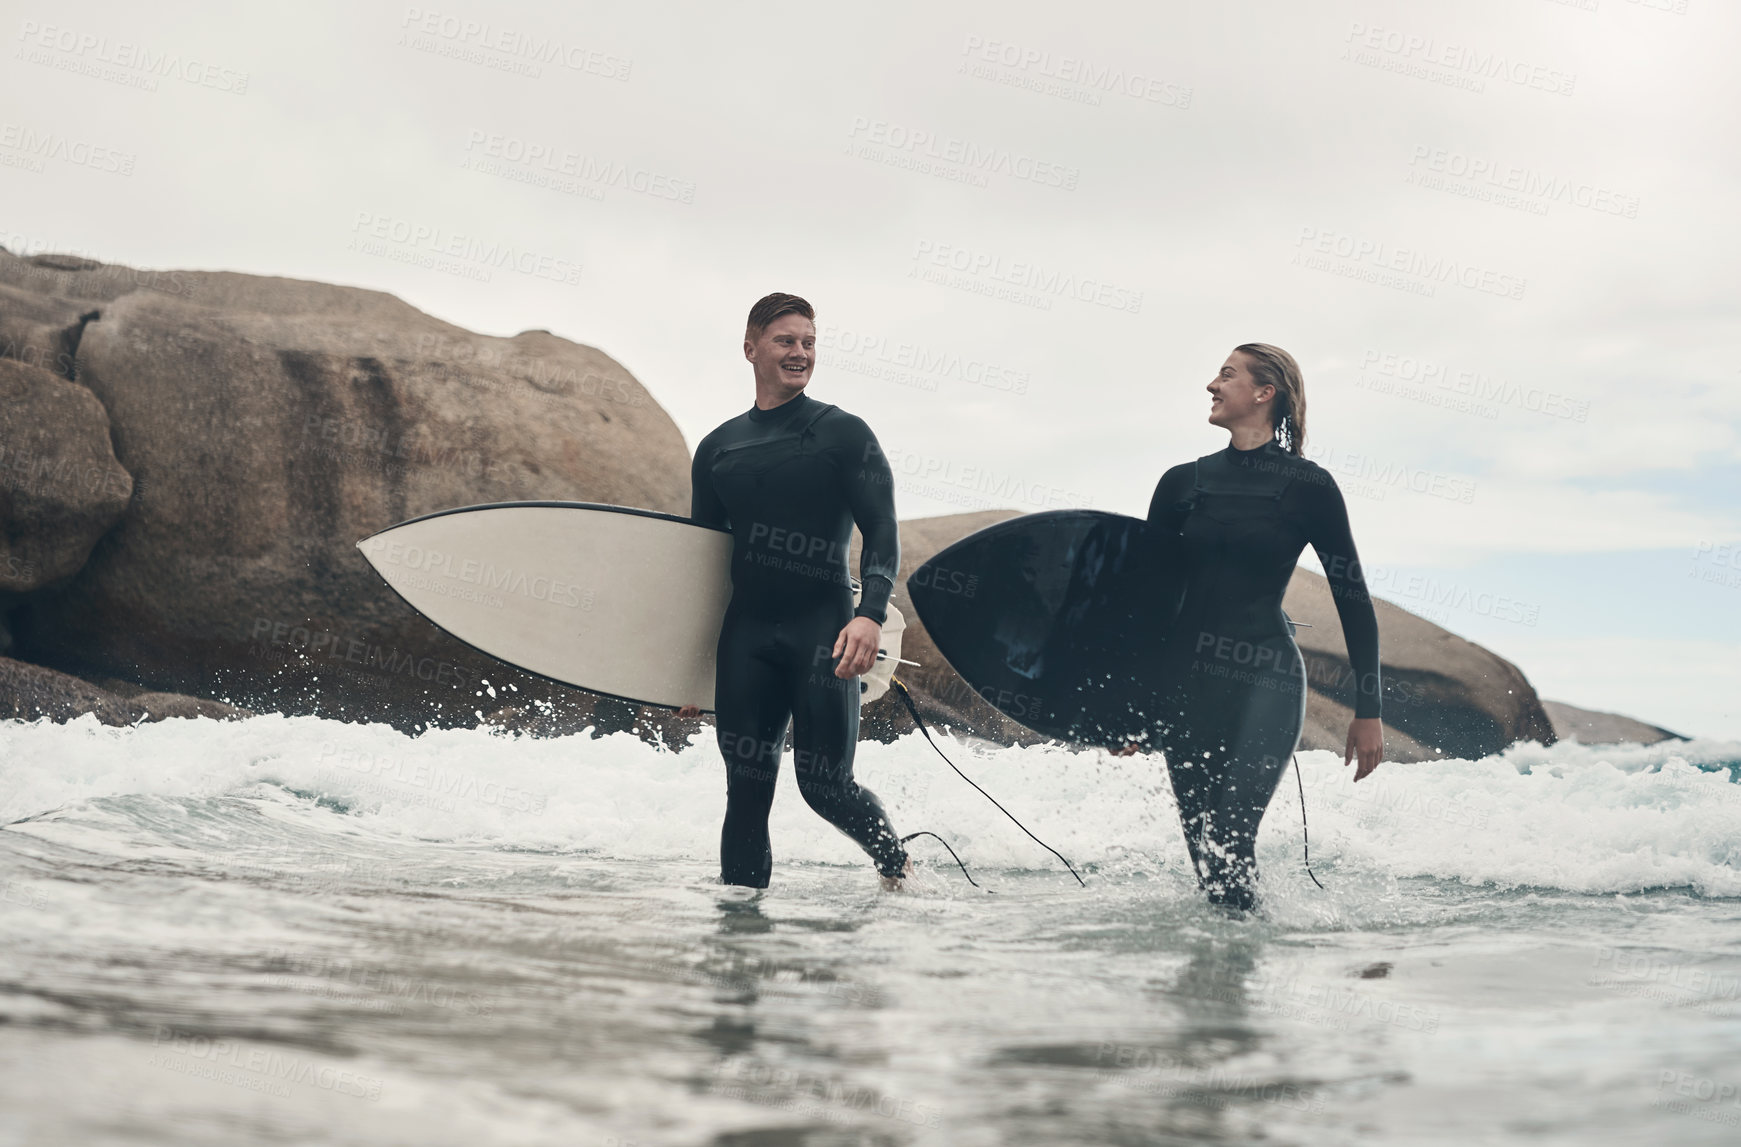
[1345,717,1383,781]
[832,616,883,678]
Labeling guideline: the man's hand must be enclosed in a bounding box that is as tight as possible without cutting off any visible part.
[1345,717,1383,782]
[831,616,882,679]
[676,705,701,719]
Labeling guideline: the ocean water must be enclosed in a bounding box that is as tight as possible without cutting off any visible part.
[2,714,1739,1146]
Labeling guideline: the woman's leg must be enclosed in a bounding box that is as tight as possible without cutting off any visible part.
[1197,638,1307,909]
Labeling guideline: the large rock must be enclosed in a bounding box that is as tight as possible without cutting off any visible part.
[0,249,690,727]
[1281,572,1556,758]
[860,511,1556,762]
[0,358,132,594]
[1542,700,1682,745]
[0,656,249,724]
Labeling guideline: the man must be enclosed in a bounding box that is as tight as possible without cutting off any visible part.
[679,293,911,890]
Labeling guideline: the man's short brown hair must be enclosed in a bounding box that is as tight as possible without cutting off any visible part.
[745,292,815,340]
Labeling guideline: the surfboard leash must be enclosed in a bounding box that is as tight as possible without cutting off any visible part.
[890,677,1087,888]
[897,830,985,890]
[1292,752,1326,891]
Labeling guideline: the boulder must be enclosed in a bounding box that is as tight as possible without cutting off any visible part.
[1542,700,1682,745]
[0,358,132,592]
[860,511,1557,762]
[0,249,690,727]
[0,656,250,724]
[1281,571,1556,759]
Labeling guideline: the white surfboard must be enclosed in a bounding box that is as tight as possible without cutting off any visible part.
[357,502,906,712]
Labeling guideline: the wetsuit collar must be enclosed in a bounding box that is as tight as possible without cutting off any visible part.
[1224,438,1282,465]
[747,391,815,424]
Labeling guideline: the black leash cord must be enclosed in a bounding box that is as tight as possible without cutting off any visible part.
[891,678,1086,888]
[1292,752,1326,891]
[899,830,986,891]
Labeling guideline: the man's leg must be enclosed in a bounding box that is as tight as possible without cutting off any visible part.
[714,618,792,888]
[789,618,908,880]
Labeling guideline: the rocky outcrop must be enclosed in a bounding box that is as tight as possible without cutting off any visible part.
[860,510,1558,762]
[1542,700,1682,745]
[0,358,132,594]
[0,656,249,724]
[1280,569,1556,759]
[0,249,690,727]
[859,511,1052,745]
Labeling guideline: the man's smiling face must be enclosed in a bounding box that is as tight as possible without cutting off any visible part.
[745,313,816,401]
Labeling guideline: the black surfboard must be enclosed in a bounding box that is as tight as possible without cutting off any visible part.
[906,510,1182,747]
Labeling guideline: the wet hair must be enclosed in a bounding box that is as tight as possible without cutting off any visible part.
[745,293,815,341]
[1234,342,1307,456]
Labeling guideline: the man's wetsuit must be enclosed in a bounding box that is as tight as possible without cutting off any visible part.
[691,392,908,887]
[1146,440,1381,909]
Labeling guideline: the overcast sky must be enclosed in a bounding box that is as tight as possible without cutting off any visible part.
[4,0,1737,737]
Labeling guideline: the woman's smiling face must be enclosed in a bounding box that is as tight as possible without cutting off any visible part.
[1206,350,1274,431]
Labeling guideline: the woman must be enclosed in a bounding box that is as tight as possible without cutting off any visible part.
[1137,343,1383,911]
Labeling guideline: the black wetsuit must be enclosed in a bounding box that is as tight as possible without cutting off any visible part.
[691,392,908,887]
[1146,441,1381,909]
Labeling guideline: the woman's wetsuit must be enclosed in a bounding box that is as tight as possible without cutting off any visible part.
[1146,440,1381,910]
[691,393,908,887]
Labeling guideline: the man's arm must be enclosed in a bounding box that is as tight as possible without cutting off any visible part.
[690,435,729,530]
[840,418,900,625]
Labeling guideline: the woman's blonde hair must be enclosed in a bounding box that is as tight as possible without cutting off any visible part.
[1234,342,1306,455]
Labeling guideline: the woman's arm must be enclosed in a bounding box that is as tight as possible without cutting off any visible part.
[1145,463,1195,525]
[1302,473,1384,779]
